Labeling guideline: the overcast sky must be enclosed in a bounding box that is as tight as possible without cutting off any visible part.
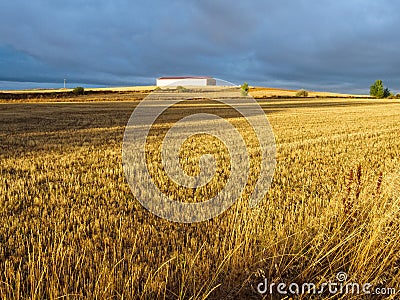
[1,0,399,93]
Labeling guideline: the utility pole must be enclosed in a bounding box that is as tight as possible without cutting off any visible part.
[64,79,66,89]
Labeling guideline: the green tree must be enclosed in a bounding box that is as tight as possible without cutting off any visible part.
[296,89,308,97]
[370,80,385,98]
[383,87,391,98]
[241,82,249,95]
[72,86,85,95]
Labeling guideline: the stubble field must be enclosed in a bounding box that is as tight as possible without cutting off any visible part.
[0,93,399,299]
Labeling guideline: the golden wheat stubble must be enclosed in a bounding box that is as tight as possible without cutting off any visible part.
[144,98,262,204]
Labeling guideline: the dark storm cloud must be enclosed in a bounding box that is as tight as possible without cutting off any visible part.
[0,0,399,92]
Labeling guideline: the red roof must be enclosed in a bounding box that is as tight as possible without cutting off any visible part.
[157,76,212,80]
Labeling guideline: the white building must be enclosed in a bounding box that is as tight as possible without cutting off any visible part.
[156,76,216,87]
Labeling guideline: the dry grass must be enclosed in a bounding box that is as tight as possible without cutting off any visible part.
[0,94,399,299]
[1,85,365,99]
[249,87,369,98]
[0,91,150,104]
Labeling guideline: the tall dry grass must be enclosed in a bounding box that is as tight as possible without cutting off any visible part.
[0,96,399,299]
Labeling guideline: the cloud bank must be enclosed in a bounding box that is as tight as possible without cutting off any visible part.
[1,0,399,93]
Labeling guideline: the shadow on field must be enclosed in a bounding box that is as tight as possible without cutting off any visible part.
[0,101,280,154]
[1,98,396,154]
[258,99,399,110]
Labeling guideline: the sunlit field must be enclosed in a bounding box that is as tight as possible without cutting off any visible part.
[1,93,399,299]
